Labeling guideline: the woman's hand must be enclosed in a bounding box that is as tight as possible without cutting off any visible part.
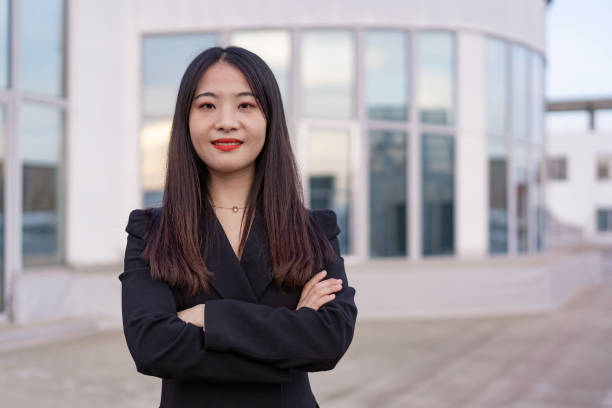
[177,304,205,328]
[296,270,343,311]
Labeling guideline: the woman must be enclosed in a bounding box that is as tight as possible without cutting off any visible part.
[120,46,358,407]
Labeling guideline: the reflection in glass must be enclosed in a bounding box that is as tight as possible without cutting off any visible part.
[21,103,63,264]
[230,30,291,113]
[486,38,509,135]
[514,142,529,252]
[141,118,171,207]
[422,133,454,256]
[531,54,544,144]
[365,31,408,121]
[0,0,8,89]
[489,138,508,254]
[369,130,406,257]
[532,148,544,251]
[301,31,354,119]
[307,129,351,255]
[512,45,529,139]
[0,106,5,311]
[21,0,65,96]
[143,34,218,116]
[418,32,455,126]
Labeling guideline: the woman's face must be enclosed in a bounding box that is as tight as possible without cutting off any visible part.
[189,61,267,176]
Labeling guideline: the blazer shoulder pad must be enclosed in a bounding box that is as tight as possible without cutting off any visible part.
[309,208,341,240]
[125,207,161,239]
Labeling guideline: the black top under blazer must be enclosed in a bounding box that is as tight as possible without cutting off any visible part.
[119,206,358,408]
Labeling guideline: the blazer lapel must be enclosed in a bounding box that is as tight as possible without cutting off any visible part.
[203,212,258,303]
[239,210,274,301]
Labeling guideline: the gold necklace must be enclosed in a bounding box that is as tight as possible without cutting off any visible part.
[213,204,246,214]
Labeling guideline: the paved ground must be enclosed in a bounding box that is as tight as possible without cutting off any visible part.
[1,283,612,407]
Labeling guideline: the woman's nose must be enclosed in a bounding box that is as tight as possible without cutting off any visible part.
[214,107,239,132]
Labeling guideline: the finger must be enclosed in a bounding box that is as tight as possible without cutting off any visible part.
[314,279,342,296]
[302,270,327,297]
[314,293,336,310]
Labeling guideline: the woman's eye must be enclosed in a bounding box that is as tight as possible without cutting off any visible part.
[199,103,214,109]
[239,103,255,109]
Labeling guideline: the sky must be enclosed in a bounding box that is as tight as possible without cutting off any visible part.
[546,0,612,100]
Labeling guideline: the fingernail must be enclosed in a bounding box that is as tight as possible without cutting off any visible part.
[321,270,327,275]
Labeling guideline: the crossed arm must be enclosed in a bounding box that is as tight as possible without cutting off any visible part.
[120,231,357,383]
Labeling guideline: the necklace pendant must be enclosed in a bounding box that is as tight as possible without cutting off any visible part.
[232,206,239,213]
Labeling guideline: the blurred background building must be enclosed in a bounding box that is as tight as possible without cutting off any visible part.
[0,0,607,326]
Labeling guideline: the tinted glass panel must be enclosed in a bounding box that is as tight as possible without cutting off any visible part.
[21,103,63,264]
[422,133,454,255]
[141,118,171,207]
[142,34,218,116]
[301,31,354,119]
[486,38,509,135]
[365,31,408,121]
[489,138,508,254]
[514,141,529,252]
[418,32,455,126]
[0,0,8,89]
[512,45,529,139]
[230,30,291,114]
[369,129,407,257]
[21,0,65,96]
[308,129,351,255]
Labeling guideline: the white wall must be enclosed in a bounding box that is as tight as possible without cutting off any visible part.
[133,0,547,53]
[546,130,612,241]
[67,0,140,266]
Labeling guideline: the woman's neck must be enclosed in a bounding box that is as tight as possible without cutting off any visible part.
[207,164,254,209]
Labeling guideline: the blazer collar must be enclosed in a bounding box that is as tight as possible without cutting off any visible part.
[202,208,273,302]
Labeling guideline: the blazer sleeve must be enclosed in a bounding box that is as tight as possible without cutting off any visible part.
[119,209,292,383]
[203,209,358,372]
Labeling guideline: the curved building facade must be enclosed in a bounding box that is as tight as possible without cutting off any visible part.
[4,0,583,324]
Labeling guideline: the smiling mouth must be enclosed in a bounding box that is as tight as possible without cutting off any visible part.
[212,138,243,151]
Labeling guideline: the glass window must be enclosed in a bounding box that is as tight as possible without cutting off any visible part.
[547,157,567,180]
[532,148,544,251]
[488,139,508,254]
[141,118,171,207]
[514,142,529,253]
[21,0,65,96]
[307,129,351,255]
[418,32,455,126]
[365,31,409,121]
[512,45,529,139]
[597,155,612,180]
[301,30,354,119]
[486,38,509,135]
[142,34,218,116]
[531,54,544,144]
[230,30,291,114]
[21,103,64,264]
[597,209,612,232]
[0,0,8,89]
[369,129,407,257]
[422,133,454,256]
[0,105,5,311]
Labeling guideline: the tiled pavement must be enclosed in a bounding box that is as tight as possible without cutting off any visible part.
[1,283,612,407]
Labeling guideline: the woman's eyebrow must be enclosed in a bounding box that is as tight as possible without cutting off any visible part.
[193,91,255,100]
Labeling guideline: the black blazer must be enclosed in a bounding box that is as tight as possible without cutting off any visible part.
[119,207,357,408]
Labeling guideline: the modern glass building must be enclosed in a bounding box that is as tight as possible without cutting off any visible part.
[5,0,592,325]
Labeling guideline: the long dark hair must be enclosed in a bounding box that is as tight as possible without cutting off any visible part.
[141,46,337,297]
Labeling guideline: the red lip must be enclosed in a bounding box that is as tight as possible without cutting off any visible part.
[211,138,243,152]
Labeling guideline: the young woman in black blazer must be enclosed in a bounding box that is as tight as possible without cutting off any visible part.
[120,46,358,407]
